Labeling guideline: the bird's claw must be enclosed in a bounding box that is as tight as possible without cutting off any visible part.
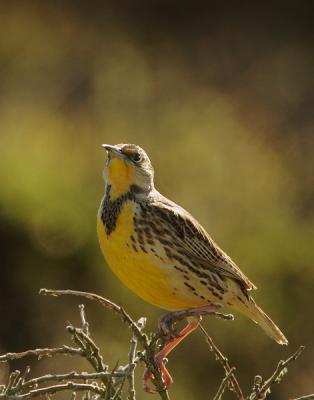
[158,313,181,340]
[158,304,222,339]
[143,356,173,393]
[159,323,180,342]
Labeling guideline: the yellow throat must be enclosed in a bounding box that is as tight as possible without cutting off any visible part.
[107,158,135,200]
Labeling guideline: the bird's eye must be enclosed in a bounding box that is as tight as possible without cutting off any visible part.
[130,152,141,163]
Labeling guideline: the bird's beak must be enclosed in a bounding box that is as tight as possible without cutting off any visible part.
[102,144,124,160]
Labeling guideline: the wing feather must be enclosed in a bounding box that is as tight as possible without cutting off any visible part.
[149,192,256,291]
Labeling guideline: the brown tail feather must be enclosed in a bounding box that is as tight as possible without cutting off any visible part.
[230,295,288,345]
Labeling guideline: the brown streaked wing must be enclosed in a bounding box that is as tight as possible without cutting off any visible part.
[148,192,257,291]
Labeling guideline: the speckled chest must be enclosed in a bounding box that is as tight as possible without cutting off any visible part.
[97,187,229,310]
[100,185,136,235]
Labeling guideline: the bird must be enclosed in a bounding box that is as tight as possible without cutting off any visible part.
[97,143,288,392]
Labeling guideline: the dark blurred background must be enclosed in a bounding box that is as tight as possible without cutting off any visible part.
[0,1,313,398]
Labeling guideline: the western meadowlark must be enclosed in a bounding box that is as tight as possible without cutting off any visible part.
[97,143,288,392]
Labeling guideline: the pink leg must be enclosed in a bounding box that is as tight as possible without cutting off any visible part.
[143,319,200,393]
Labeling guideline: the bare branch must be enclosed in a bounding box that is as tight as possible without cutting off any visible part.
[127,336,137,400]
[40,288,171,400]
[18,370,126,392]
[79,304,90,336]
[199,323,244,400]
[4,370,21,395]
[104,362,121,400]
[0,289,306,400]
[40,289,146,346]
[66,324,106,374]
[4,382,105,399]
[0,346,84,362]
[213,367,236,400]
[248,346,305,400]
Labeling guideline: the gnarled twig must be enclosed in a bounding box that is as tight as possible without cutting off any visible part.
[199,323,244,399]
[0,289,308,400]
[248,346,305,400]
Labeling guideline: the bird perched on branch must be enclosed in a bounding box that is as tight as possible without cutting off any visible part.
[97,143,288,392]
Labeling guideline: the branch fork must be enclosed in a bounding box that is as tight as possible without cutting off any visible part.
[0,289,308,400]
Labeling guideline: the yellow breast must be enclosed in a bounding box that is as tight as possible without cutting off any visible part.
[97,200,199,310]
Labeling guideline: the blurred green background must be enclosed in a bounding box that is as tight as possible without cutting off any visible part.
[0,1,313,398]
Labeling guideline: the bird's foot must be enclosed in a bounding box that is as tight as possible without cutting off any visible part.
[159,312,181,340]
[143,354,173,393]
[159,303,222,339]
[143,305,223,393]
[143,318,202,393]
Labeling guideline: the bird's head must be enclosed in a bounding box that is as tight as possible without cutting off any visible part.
[102,143,154,199]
